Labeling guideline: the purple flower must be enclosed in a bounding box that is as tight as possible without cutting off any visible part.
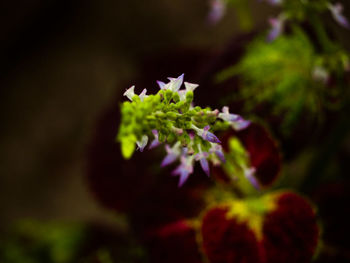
[139,88,148,102]
[210,144,226,163]
[328,3,350,29]
[164,74,184,92]
[195,149,210,176]
[244,167,260,190]
[218,106,240,122]
[157,80,166,89]
[123,85,135,101]
[203,126,221,143]
[161,142,181,167]
[200,158,210,176]
[231,117,251,131]
[218,107,250,131]
[136,135,148,152]
[192,125,221,144]
[123,86,148,102]
[177,81,199,101]
[215,150,226,163]
[149,130,161,149]
[208,0,226,24]
[267,16,285,42]
[184,82,199,92]
[172,156,194,187]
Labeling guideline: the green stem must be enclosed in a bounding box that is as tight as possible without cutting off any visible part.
[308,13,335,53]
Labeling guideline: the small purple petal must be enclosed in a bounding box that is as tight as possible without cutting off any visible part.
[192,125,221,144]
[149,139,161,149]
[228,114,240,122]
[200,158,210,177]
[178,171,191,187]
[208,0,226,24]
[203,131,221,144]
[166,74,184,92]
[174,74,185,91]
[161,143,182,166]
[244,168,260,190]
[232,119,251,131]
[218,107,241,122]
[149,130,161,149]
[215,150,226,163]
[172,157,194,187]
[139,88,148,102]
[219,107,248,124]
[157,80,166,89]
[267,17,284,42]
[161,153,178,167]
[329,3,350,29]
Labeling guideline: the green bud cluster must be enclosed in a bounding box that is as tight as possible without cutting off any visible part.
[117,84,222,159]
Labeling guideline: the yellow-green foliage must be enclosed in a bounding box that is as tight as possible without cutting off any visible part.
[0,220,86,263]
[219,29,325,127]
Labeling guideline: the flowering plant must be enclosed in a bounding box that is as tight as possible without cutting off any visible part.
[117,74,250,186]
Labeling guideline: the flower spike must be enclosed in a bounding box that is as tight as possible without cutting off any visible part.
[118,74,252,186]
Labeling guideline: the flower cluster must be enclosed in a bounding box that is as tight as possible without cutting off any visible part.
[208,0,349,41]
[117,74,250,186]
[264,1,349,42]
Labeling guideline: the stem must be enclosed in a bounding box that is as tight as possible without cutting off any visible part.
[308,13,335,53]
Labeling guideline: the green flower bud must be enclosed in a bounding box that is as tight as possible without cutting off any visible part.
[173,92,180,103]
[166,111,178,120]
[186,91,194,102]
[165,89,173,102]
